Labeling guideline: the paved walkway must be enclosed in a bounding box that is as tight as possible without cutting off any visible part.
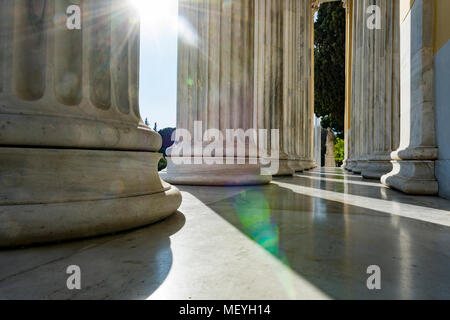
[1,168,450,299]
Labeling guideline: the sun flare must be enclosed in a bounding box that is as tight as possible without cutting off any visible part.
[130,0,177,31]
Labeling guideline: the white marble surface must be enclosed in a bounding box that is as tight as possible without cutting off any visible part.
[1,168,450,299]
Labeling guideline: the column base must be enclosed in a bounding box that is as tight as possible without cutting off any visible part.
[272,159,295,176]
[289,159,316,172]
[344,160,355,171]
[288,159,304,172]
[352,159,369,174]
[436,160,450,200]
[0,147,182,247]
[381,160,438,195]
[362,160,393,180]
[305,160,318,170]
[163,157,272,186]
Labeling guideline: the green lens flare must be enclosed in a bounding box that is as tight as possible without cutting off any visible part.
[231,189,288,265]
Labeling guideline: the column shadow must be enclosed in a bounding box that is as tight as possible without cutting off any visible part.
[284,171,450,213]
[0,212,185,300]
[186,183,450,299]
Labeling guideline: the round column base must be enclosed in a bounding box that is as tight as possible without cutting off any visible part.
[0,148,182,247]
[362,160,393,179]
[302,160,317,170]
[345,160,356,171]
[381,160,438,195]
[272,159,295,176]
[163,157,272,186]
[288,160,305,172]
[352,160,369,174]
[0,187,181,248]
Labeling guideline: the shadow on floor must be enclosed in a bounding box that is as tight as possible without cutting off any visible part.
[182,182,450,299]
[282,169,450,212]
[0,211,185,299]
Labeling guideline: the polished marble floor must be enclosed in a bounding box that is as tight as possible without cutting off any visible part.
[1,168,450,299]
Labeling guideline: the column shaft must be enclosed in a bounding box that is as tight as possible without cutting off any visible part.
[166,0,272,185]
[289,0,315,171]
[347,0,400,178]
[0,0,181,247]
[343,0,353,170]
[381,0,438,194]
[254,0,294,176]
[362,0,401,179]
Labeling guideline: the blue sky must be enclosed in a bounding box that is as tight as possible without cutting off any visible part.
[135,0,178,130]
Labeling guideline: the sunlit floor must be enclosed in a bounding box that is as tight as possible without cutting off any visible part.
[1,168,450,299]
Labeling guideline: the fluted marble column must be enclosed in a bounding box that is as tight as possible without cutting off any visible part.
[254,0,293,176]
[350,0,363,173]
[342,0,352,170]
[306,1,317,170]
[346,0,380,174]
[351,0,372,174]
[251,0,316,176]
[165,0,272,185]
[345,0,359,171]
[288,0,316,172]
[0,0,181,247]
[362,0,400,179]
[382,0,438,194]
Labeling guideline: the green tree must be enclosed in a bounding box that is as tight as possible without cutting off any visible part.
[158,127,176,157]
[314,2,346,137]
[156,127,176,171]
[158,157,167,171]
[334,137,344,166]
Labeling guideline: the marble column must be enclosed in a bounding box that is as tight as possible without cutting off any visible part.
[254,0,293,176]
[362,0,400,179]
[382,0,438,194]
[345,0,359,171]
[288,0,316,172]
[287,0,300,173]
[351,0,372,174]
[306,0,317,170]
[165,0,272,185]
[0,0,181,247]
[342,0,353,170]
[346,0,364,172]
[254,0,316,175]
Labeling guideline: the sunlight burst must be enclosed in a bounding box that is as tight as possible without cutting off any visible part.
[130,0,177,31]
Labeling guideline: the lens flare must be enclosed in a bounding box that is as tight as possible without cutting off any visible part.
[228,188,296,297]
[130,0,177,33]
[231,189,288,264]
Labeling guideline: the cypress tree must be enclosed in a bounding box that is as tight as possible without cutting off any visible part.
[314,2,346,138]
